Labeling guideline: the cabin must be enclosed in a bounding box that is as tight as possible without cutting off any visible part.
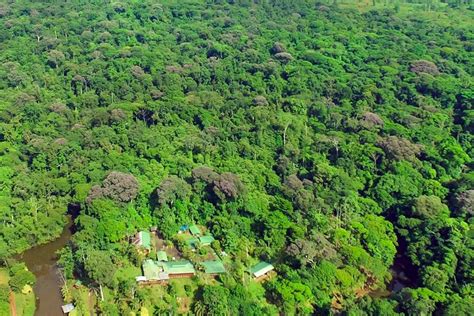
[163,260,196,278]
[133,231,151,251]
[187,235,215,248]
[142,259,169,282]
[199,235,215,246]
[250,261,274,279]
[139,259,196,283]
[201,260,226,275]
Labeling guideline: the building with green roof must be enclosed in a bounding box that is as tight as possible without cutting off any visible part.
[143,260,161,280]
[157,250,168,262]
[189,224,202,236]
[202,260,226,275]
[199,235,215,246]
[186,235,215,248]
[137,231,151,250]
[142,260,169,282]
[163,260,196,276]
[250,261,274,278]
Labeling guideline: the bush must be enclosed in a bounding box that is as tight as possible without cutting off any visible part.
[8,263,35,292]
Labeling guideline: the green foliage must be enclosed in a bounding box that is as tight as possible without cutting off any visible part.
[0,0,472,314]
[268,279,314,315]
[0,284,9,303]
[83,250,116,287]
[8,263,35,292]
[197,285,230,316]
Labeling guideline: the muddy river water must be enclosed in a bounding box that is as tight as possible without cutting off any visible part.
[18,217,73,316]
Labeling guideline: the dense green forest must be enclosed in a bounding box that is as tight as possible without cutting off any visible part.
[0,0,473,315]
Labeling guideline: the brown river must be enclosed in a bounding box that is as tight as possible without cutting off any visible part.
[17,217,73,316]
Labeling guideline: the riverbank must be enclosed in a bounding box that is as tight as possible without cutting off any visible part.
[0,268,35,316]
[18,216,74,316]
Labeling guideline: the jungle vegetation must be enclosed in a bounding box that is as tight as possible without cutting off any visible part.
[0,0,473,315]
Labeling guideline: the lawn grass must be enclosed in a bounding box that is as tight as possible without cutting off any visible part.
[0,268,8,285]
[15,291,35,316]
[169,278,197,314]
[169,278,195,297]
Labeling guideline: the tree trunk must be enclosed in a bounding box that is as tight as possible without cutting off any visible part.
[99,284,104,301]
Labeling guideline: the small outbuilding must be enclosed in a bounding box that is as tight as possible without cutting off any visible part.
[61,303,75,314]
[199,235,215,246]
[134,231,151,250]
[157,251,168,262]
[250,261,274,279]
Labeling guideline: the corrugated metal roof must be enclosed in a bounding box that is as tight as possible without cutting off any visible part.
[157,251,168,261]
[143,259,162,280]
[139,231,151,249]
[250,261,274,277]
[61,303,75,313]
[199,235,215,245]
[164,260,196,275]
[202,260,226,274]
[189,224,202,236]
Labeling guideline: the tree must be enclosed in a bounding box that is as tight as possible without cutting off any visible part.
[84,249,116,294]
[456,190,474,216]
[397,288,440,316]
[268,279,314,315]
[0,1,472,314]
[47,50,65,68]
[377,136,422,161]
[8,263,35,292]
[156,176,191,206]
[87,172,139,203]
[410,195,449,219]
[197,285,230,316]
[213,172,245,201]
[410,60,440,75]
[286,233,337,266]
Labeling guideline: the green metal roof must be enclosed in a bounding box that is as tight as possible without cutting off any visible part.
[163,260,196,275]
[189,224,202,236]
[199,235,215,245]
[202,260,226,274]
[250,261,274,277]
[143,259,161,279]
[139,231,151,250]
[157,251,168,262]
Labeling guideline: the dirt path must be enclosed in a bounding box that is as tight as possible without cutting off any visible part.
[88,290,96,316]
[9,291,17,316]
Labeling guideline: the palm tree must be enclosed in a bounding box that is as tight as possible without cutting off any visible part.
[193,300,206,316]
